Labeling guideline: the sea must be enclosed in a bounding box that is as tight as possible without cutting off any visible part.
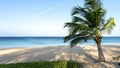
[0,37,120,48]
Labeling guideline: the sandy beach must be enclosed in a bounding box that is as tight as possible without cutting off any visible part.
[0,45,119,68]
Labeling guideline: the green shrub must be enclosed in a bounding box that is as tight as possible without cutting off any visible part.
[0,61,81,68]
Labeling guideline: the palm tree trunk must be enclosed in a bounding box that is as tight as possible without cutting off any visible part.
[96,38,106,62]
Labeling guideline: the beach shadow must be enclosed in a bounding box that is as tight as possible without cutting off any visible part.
[1,46,119,63]
[0,46,97,64]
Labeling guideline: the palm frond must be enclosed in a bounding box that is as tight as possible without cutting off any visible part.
[101,17,115,34]
[72,16,90,25]
[70,35,92,48]
[70,37,81,48]
[71,6,87,16]
[85,0,96,8]
[64,35,75,42]
[69,23,90,35]
[64,22,77,28]
[85,0,102,10]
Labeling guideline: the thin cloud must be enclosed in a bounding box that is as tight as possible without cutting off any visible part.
[24,1,68,22]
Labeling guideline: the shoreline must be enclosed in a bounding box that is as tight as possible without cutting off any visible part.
[1,44,120,49]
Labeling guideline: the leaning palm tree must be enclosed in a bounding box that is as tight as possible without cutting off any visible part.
[64,0,115,62]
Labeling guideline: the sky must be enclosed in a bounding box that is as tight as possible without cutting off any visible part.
[0,0,120,37]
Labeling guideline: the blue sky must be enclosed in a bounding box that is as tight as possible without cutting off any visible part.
[0,0,120,36]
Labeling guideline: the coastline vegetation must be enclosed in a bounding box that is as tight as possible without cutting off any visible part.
[0,61,81,68]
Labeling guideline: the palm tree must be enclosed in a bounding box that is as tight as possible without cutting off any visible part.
[64,0,115,62]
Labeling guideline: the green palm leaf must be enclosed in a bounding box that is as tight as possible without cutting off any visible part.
[101,17,115,34]
[64,35,76,42]
[71,6,87,16]
[72,16,90,25]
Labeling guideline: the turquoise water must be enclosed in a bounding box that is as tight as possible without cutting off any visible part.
[0,37,120,48]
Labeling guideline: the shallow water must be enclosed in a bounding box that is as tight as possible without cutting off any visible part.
[0,37,120,48]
